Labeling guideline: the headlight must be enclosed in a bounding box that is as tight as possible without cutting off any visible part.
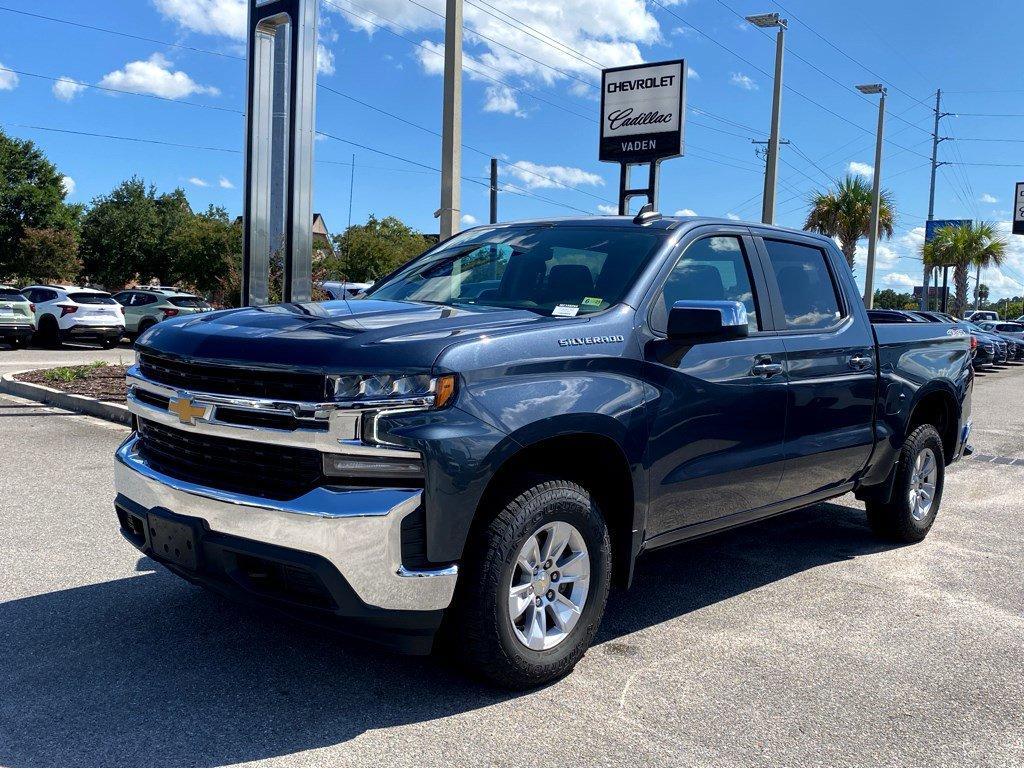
[327,373,456,408]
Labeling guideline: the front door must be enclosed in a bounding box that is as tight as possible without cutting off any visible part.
[642,230,789,538]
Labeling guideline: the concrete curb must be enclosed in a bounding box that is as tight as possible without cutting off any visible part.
[0,372,132,426]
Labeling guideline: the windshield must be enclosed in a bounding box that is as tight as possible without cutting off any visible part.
[365,225,667,316]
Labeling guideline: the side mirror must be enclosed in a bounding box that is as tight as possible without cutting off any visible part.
[667,300,749,343]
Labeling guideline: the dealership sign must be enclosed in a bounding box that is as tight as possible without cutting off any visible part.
[925,219,972,242]
[600,60,686,164]
[1014,182,1024,235]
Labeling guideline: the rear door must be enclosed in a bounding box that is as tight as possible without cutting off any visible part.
[754,233,877,499]
[640,226,789,538]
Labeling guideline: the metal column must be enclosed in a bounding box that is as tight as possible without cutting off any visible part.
[242,0,318,305]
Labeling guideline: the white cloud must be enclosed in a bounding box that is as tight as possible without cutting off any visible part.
[881,272,916,288]
[52,76,86,101]
[503,160,604,190]
[0,62,18,91]
[730,72,757,90]
[329,0,678,111]
[725,213,741,221]
[152,0,246,39]
[61,176,76,197]
[856,243,899,271]
[461,213,479,225]
[848,161,874,177]
[188,176,209,187]
[316,43,335,76]
[674,208,697,216]
[597,204,619,215]
[218,176,234,189]
[980,193,999,204]
[100,53,219,99]
[483,85,526,117]
[687,66,699,81]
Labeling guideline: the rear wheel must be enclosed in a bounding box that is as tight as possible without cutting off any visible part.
[137,319,156,337]
[455,479,611,689]
[35,316,60,348]
[866,424,945,543]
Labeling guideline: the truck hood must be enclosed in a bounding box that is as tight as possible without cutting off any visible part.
[136,299,560,372]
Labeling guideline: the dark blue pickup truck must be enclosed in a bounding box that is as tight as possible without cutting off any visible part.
[115,215,973,688]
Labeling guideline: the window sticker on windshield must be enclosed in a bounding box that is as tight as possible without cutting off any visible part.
[580,296,603,308]
[552,304,580,317]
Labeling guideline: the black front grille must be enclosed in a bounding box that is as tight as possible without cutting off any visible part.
[139,352,326,401]
[137,419,323,500]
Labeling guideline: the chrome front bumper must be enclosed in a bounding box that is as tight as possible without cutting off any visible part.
[115,435,458,612]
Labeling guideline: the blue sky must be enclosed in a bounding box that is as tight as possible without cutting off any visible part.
[2,0,1024,298]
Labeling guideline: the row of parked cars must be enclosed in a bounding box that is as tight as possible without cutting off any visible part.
[867,308,1024,368]
[0,284,213,350]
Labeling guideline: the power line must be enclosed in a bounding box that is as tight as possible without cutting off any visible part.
[0,5,242,59]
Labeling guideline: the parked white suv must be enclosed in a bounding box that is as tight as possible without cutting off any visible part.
[964,310,1000,323]
[21,285,125,349]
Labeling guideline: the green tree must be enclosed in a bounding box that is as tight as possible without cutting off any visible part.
[166,206,236,294]
[79,177,162,288]
[0,129,81,280]
[14,228,82,284]
[804,174,895,269]
[872,288,914,310]
[325,215,431,283]
[977,283,990,308]
[922,222,1007,317]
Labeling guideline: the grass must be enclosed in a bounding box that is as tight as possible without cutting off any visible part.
[43,361,108,384]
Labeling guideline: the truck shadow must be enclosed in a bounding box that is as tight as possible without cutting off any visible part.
[0,501,895,767]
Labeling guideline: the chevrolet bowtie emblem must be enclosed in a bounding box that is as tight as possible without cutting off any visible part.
[168,396,206,425]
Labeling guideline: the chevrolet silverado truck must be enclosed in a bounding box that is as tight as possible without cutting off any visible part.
[114,215,973,688]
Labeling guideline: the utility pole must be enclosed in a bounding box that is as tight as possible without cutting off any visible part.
[347,153,355,230]
[922,89,949,311]
[858,84,886,309]
[489,158,498,224]
[438,0,463,240]
[747,13,787,225]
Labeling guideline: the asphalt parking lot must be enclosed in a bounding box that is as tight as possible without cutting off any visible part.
[1,363,1022,766]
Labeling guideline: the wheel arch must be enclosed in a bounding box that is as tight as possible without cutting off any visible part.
[474,427,640,589]
[906,384,960,464]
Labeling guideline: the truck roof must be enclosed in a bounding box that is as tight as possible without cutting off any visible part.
[476,214,830,243]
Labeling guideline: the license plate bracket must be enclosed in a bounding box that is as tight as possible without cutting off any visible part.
[147,512,199,570]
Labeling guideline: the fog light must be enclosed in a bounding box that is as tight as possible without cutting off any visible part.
[322,453,424,479]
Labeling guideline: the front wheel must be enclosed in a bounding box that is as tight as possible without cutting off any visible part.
[866,424,945,543]
[455,479,611,689]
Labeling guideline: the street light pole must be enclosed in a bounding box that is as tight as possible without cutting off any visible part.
[747,13,787,225]
[857,84,886,309]
[438,0,463,241]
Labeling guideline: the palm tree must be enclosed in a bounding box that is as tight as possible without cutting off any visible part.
[804,174,895,269]
[922,222,1007,317]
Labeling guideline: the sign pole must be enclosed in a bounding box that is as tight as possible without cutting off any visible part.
[242,0,318,306]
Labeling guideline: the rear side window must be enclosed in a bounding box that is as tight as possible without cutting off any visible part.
[168,296,210,308]
[763,239,843,331]
[0,290,26,301]
[653,235,761,333]
[69,292,117,305]
[999,323,1023,332]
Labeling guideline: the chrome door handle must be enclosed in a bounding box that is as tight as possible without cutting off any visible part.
[848,354,873,370]
[751,361,784,377]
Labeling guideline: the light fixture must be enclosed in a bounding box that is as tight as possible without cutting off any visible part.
[856,83,886,95]
[745,12,785,28]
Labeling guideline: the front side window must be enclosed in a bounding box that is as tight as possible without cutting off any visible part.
[763,239,843,331]
[652,235,760,333]
[365,225,667,316]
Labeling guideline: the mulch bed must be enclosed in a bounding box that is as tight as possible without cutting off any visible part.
[18,364,130,403]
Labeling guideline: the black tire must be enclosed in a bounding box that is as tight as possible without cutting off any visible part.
[35,316,61,348]
[101,338,119,350]
[455,479,612,689]
[866,424,945,543]
[137,319,156,336]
